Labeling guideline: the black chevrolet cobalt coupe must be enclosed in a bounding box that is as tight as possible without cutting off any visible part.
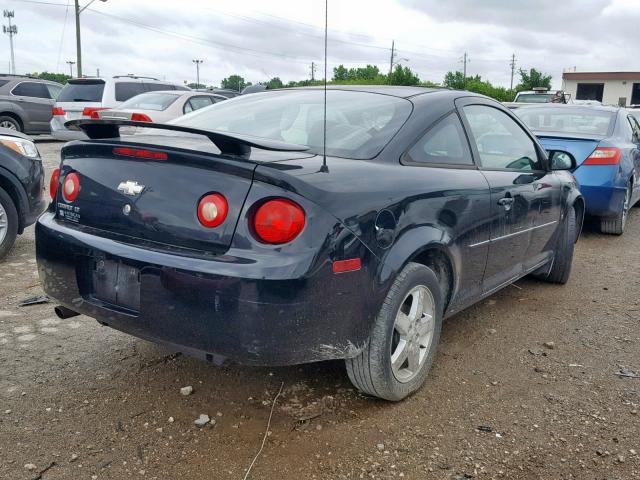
[36,87,583,400]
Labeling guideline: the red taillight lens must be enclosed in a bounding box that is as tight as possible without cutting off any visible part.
[62,172,80,202]
[197,193,228,228]
[82,107,108,117]
[113,147,168,160]
[90,110,101,119]
[583,147,621,165]
[253,199,305,244]
[131,113,153,122]
[49,168,60,200]
[52,107,65,116]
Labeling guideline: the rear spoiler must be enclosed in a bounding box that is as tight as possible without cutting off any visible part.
[65,119,309,156]
[534,132,605,142]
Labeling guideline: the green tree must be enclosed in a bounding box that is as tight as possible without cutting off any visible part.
[266,77,284,89]
[221,74,246,92]
[388,65,420,86]
[30,71,71,84]
[516,68,552,91]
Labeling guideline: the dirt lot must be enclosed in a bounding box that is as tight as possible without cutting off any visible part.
[1,140,639,480]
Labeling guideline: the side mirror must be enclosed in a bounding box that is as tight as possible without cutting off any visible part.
[548,150,576,171]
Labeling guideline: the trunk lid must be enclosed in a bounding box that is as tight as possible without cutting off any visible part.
[56,139,260,254]
[535,133,603,166]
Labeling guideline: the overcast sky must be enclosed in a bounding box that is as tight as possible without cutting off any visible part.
[3,0,639,89]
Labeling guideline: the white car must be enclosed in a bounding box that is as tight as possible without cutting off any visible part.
[92,91,226,125]
[50,75,190,140]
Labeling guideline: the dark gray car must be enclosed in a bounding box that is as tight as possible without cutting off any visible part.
[0,75,63,134]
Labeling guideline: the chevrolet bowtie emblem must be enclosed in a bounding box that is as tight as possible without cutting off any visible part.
[117,181,145,196]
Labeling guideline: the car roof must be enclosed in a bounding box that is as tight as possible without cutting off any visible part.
[271,85,452,99]
[515,104,621,114]
[0,75,60,85]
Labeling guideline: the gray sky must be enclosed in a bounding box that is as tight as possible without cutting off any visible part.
[3,0,639,89]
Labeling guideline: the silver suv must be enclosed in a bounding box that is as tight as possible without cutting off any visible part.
[51,75,190,140]
[0,75,63,134]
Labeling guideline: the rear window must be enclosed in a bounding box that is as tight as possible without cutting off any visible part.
[516,107,614,136]
[516,94,554,103]
[115,82,146,102]
[171,90,413,159]
[119,92,180,111]
[145,83,176,92]
[57,81,105,102]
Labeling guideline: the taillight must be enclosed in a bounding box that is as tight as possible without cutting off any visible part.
[583,147,621,165]
[197,193,228,228]
[131,113,153,122]
[113,147,168,160]
[49,168,60,200]
[90,110,102,119]
[52,107,65,116]
[253,198,305,244]
[82,107,108,117]
[62,172,80,202]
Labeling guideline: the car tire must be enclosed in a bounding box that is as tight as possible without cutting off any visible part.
[600,181,631,235]
[345,262,443,401]
[541,204,577,284]
[0,115,22,132]
[0,186,19,260]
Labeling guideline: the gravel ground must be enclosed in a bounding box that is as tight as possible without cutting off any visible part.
[1,141,639,479]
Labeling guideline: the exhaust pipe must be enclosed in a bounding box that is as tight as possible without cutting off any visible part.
[54,305,80,319]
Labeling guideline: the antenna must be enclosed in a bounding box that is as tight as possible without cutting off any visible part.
[320,0,329,173]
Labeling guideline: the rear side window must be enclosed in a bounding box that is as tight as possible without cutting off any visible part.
[115,82,146,102]
[57,81,105,102]
[406,113,472,166]
[46,84,62,100]
[12,81,51,99]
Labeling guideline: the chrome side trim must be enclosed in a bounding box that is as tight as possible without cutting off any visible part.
[469,220,557,248]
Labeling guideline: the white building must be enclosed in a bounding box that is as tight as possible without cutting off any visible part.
[561,71,640,106]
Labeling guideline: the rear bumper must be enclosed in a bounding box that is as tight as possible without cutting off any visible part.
[574,166,626,217]
[50,117,88,141]
[36,212,376,366]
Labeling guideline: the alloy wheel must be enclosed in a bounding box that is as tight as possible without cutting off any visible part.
[0,120,17,130]
[390,285,436,383]
[0,201,7,245]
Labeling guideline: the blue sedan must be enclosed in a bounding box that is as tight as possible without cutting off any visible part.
[517,105,640,234]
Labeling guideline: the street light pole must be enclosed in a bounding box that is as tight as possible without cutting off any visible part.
[193,59,203,88]
[74,0,107,78]
[66,60,76,77]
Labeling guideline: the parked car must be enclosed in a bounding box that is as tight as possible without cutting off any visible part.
[504,88,571,109]
[0,128,46,259]
[37,87,583,401]
[516,104,640,234]
[92,91,226,125]
[50,75,190,141]
[0,75,63,134]
[194,87,240,98]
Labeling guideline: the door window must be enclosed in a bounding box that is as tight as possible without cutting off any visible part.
[463,105,542,171]
[115,82,146,102]
[406,113,472,165]
[186,96,214,112]
[11,82,51,99]
[627,116,640,143]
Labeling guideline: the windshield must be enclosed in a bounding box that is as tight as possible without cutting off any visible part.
[516,107,614,136]
[516,93,554,103]
[119,92,180,111]
[170,90,413,159]
[57,81,105,102]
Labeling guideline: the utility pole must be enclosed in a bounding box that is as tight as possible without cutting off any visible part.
[460,52,469,88]
[66,60,76,78]
[2,10,17,75]
[75,0,108,78]
[96,67,100,77]
[192,59,203,88]
[310,61,316,81]
[509,53,517,90]
[389,40,395,79]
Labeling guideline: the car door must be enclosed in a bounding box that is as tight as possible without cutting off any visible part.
[401,111,492,311]
[10,81,54,133]
[458,99,562,293]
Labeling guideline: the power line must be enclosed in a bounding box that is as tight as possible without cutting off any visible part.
[55,0,69,72]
